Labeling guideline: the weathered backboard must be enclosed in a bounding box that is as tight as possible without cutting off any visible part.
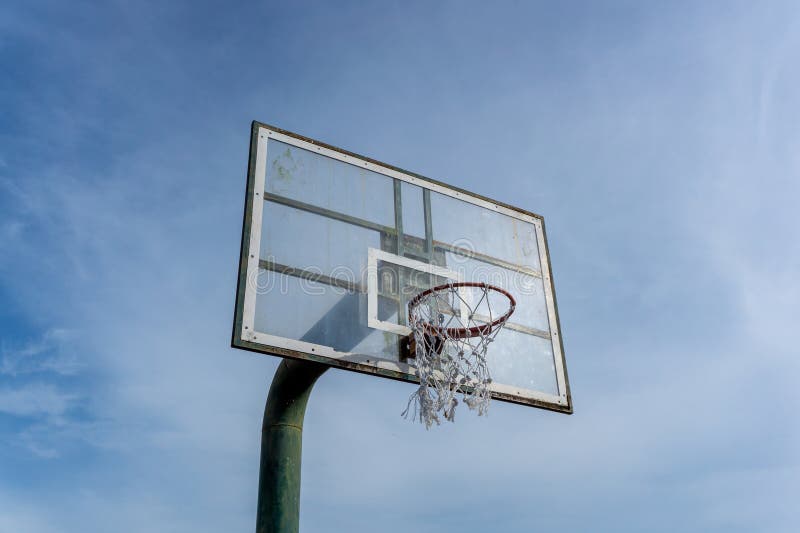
[232,122,572,413]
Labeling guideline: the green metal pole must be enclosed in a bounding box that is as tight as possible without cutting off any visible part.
[256,358,327,533]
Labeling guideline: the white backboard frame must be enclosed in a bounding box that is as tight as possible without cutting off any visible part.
[232,122,572,414]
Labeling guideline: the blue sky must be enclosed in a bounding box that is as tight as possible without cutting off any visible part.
[1,1,798,531]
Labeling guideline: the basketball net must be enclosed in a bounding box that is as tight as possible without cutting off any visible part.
[403,282,515,428]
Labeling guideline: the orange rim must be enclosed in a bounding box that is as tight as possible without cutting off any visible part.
[407,282,516,339]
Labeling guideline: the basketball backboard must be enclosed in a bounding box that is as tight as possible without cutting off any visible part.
[232,122,572,414]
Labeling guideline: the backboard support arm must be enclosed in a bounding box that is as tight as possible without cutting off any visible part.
[256,358,327,533]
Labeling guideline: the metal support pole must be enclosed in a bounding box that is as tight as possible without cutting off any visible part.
[256,358,327,533]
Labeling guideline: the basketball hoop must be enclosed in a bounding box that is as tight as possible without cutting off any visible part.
[402,281,516,428]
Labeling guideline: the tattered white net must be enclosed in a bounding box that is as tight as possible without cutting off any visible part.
[402,282,515,428]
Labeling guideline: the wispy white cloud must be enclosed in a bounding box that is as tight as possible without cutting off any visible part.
[1,328,82,376]
[0,382,75,418]
[0,490,56,533]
